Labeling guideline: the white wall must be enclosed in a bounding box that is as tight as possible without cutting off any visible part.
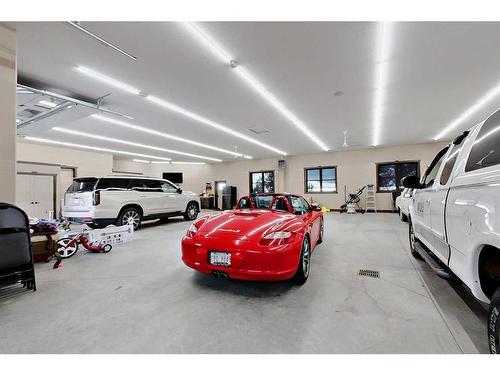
[17,141,113,177]
[113,159,211,194]
[0,25,16,203]
[204,141,448,211]
[16,139,448,212]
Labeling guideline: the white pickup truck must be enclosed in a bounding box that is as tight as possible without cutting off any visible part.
[402,107,500,354]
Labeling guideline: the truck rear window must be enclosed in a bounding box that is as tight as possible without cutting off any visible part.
[466,108,500,172]
[66,178,97,193]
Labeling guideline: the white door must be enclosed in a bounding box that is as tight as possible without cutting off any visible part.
[429,141,466,264]
[413,147,449,250]
[15,174,33,215]
[160,180,183,212]
[15,174,55,218]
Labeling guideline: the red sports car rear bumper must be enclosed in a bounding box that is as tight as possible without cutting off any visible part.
[181,235,302,281]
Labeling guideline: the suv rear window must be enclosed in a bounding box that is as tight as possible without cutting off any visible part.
[466,108,500,172]
[96,178,131,190]
[66,178,97,193]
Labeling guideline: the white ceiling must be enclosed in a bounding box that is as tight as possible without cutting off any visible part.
[13,22,500,162]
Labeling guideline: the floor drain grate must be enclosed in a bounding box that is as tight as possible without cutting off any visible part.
[358,269,380,278]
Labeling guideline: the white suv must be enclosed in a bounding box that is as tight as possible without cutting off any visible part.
[402,107,500,353]
[62,176,200,229]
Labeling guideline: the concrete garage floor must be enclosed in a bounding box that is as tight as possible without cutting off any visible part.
[0,212,489,353]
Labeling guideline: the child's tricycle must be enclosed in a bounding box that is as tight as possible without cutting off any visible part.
[56,228,112,258]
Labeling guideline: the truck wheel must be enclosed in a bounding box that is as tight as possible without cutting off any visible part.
[183,202,199,221]
[409,219,423,261]
[118,207,142,230]
[488,288,500,354]
[398,208,406,222]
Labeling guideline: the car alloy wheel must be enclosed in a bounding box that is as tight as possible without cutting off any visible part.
[122,210,140,229]
[56,238,78,258]
[185,203,198,220]
[302,237,310,277]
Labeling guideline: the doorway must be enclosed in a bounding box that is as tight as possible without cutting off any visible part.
[15,172,56,219]
[214,180,226,210]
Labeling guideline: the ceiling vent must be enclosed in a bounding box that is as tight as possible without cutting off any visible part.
[19,109,42,118]
[247,127,270,135]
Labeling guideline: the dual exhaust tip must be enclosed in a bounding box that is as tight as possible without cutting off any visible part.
[212,271,229,280]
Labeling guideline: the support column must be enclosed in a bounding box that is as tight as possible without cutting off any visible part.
[0,24,16,203]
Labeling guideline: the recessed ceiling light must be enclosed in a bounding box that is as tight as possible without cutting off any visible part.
[372,22,393,147]
[52,126,222,162]
[75,66,141,95]
[182,22,328,152]
[333,91,344,97]
[132,159,150,163]
[145,95,287,155]
[38,100,58,108]
[22,136,171,161]
[433,83,500,140]
[90,114,247,158]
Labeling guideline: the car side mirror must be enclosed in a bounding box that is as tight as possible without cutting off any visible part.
[176,188,183,194]
[401,175,422,189]
[311,203,322,212]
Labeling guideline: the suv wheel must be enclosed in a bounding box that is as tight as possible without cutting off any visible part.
[488,288,500,354]
[183,202,199,221]
[118,207,142,230]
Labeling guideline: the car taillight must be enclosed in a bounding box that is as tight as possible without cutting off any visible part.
[186,223,198,239]
[259,231,294,246]
[93,190,100,206]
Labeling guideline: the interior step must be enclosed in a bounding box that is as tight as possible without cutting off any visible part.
[414,241,451,279]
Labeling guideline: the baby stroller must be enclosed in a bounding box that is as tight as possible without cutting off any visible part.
[0,203,36,291]
[340,186,366,214]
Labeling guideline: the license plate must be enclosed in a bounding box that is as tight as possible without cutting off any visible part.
[209,251,231,266]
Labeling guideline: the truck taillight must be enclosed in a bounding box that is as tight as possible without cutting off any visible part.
[93,190,100,206]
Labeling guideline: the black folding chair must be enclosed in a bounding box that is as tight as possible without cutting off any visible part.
[0,203,36,291]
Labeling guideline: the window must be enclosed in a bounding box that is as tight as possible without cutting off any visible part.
[305,167,337,193]
[466,108,500,172]
[252,194,273,208]
[422,148,448,188]
[161,181,178,193]
[440,145,462,185]
[249,171,274,194]
[129,179,162,192]
[271,197,288,211]
[377,161,419,192]
[66,178,97,193]
[289,196,310,215]
[96,178,131,190]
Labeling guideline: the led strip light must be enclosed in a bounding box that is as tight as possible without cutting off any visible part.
[434,82,500,140]
[22,136,171,161]
[90,114,251,158]
[75,66,286,156]
[182,22,328,151]
[372,22,393,147]
[52,127,222,162]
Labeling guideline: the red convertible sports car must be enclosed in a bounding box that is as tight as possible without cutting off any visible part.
[181,193,324,284]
